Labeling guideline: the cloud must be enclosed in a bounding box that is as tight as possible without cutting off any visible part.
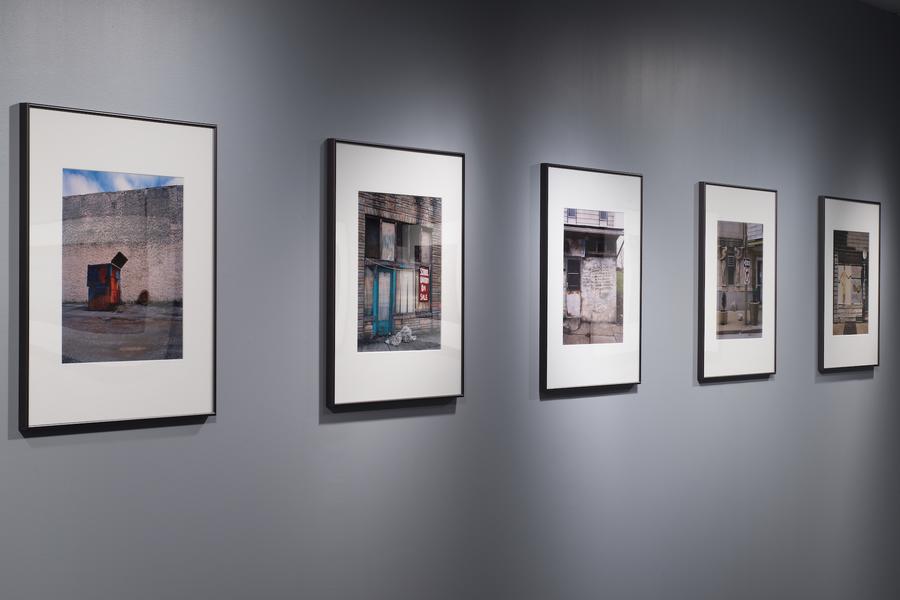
[63,173,103,196]
[111,173,139,192]
[63,169,182,195]
[111,172,182,192]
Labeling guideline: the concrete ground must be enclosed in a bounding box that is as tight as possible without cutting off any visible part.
[833,322,868,335]
[564,319,623,344]
[717,310,762,338]
[357,330,441,352]
[62,303,183,363]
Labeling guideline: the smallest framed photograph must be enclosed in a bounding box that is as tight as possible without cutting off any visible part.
[698,182,777,383]
[819,196,880,372]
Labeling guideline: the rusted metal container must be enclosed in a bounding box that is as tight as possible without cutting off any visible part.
[86,252,128,311]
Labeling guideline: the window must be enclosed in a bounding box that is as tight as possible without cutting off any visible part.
[365,216,380,259]
[380,221,396,261]
[416,227,432,264]
[395,268,417,314]
[397,224,421,263]
[566,259,581,291]
[585,235,615,257]
[725,255,736,285]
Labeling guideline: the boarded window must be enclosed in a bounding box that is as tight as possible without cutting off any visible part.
[417,228,432,264]
[381,221,396,261]
[395,268,417,314]
[397,224,416,263]
[365,216,380,259]
[364,266,374,316]
[565,237,586,257]
[566,259,581,291]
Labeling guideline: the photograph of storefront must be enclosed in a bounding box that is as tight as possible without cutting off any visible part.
[833,230,869,335]
[562,208,624,345]
[357,191,441,351]
[716,221,763,338]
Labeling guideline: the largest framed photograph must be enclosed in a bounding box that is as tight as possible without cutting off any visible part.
[327,139,464,408]
[541,163,643,394]
[819,196,880,372]
[19,104,216,435]
[698,182,776,383]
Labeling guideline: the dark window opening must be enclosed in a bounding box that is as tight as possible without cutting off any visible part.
[566,259,581,291]
[365,216,380,259]
[725,256,736,286]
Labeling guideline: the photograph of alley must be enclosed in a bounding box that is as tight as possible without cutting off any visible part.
[833,229,869,335]
[716,220,763,339]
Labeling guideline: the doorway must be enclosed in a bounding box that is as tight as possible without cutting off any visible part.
[373,266,395,336]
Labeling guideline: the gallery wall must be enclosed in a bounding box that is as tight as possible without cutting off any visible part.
[1,0,898,598]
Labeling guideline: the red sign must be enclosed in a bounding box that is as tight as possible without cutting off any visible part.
[418,266,430,302]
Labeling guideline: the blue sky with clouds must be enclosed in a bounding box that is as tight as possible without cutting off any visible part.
[63,169,182,196]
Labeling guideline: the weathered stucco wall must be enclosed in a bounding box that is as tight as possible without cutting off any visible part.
[62,185,183,303]
[579,256,617,322]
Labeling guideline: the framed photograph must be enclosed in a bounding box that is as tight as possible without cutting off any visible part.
[698,182,776,383]
[327,139,464,408]
[19,104,216,435]
[819,196,880,372]
[540,163,642,394]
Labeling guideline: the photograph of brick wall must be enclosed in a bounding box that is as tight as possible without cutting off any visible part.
[833,230,869,335]
[563,208,624,345]
[716,221,763,338]
[358,191,441,351]
[61,169,184,363]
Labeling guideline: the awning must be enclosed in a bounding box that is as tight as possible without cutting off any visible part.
[563,225,623,236]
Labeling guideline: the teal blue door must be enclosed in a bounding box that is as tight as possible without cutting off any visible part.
[373,267,395,336]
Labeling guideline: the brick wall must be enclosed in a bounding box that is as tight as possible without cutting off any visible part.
[62,185,183,303]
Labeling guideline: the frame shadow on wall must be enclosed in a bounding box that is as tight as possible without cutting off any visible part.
[7,105,20,440]
[316,139,456,424]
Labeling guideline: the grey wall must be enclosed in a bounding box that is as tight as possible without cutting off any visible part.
[1,1,898,598]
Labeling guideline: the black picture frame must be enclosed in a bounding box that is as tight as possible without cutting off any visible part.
[697,181,777,384]
[326,138,465,411]
[817,195,881,373]
[18,103,217,436]
[540,162,643,397]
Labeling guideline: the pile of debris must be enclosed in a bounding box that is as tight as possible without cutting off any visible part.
[385,325,417,346]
